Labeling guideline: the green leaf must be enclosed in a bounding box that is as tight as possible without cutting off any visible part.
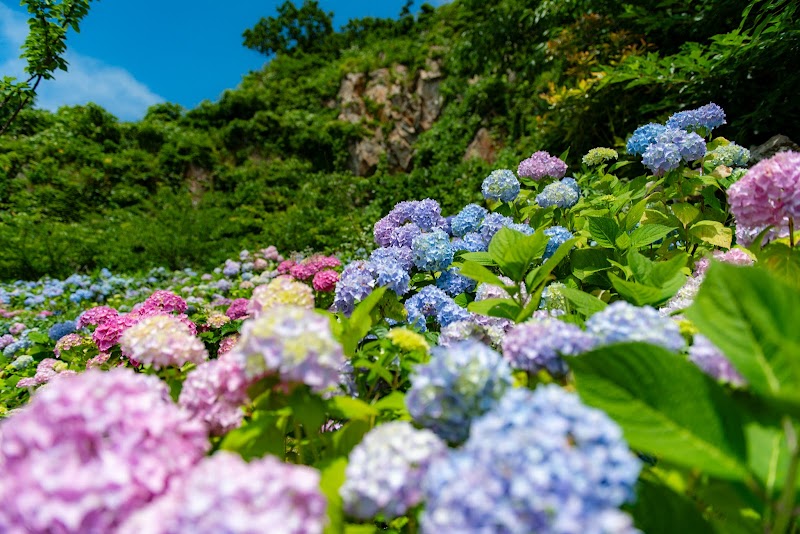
[685,263,800,413]
[672,203,701,227]
[758,242,800,289]
[332,419,372,457]
[632,477,719,534]
[468,298,522,320]
[459,251,495,266]
[689,220,732,249]
[588,217,620,248]
[559,287,608,316]
[220,411,287,461]
[609,273,664,306]
[624,198,647,231]
[488,227,548,282]
[525,237,577,292]
[341,287,387,356]
[372,391,409,417]
[458,260,510,289]
[25,331,49,344]
[329,396,378,420]
[570,342,750,481]
[318,457,348,534]
[571,248,613,273]
[630,224,675,249]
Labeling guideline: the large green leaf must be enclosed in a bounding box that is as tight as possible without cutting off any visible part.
[685,263,800,411]
[488,227,548,282]
[609,273,664,306]
[318,457,347,534]
[588,216,620,248]
[559,286,608,316]
[340,286,387,356]
[220,411,288,461]
[570,342,749,481]
[632,477,719,534]
[689,220,732,248]
[458,260,510,288]
[630,224,675,249]
[468,298,522,320]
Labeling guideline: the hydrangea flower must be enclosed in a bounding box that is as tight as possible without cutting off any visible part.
[450,204,488,237]
[502,318,597,376]
[694,248,754,277]
[689,334,746,387]
[118,452,326,534]
[0,369,209,533]
[120,315,208,369]
[405,285,470,332]
[518,151,568,180]
[179,353,250,436]
[16,359,76,388]
[225,298,250,320]
[405,340,513,443]
[340,422,447,519]
[626,123,667,156]
[437,316,510,349]
[707,143,750,167]
[369,246,414,271]
[666,103,726,132]
[436,267,476,296]
[92,313,139,352]
[386,327,430,352]
[586,301,686,352]
[583,147,619,166]
[373,200,446,247]
[728,151,800,230]
[536,178,581,209]
[412,230,454,272]
[248,275,314,315]
[143,290,188,314]
[47,320,76,341]
[312,270,339,292]
[421,386,642,534]
[54,333,85,357]
[0,334,14,350]
[223,260,241,277]
[659,275,703,317]
[482,169,521,202]
[642,142,682,175]
[333,261,376,316]
[232,305,345,394]
[656,128,707,162]
[544,226,574,259]
[368,256,411,296]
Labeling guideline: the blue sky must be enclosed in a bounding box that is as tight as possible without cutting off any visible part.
[0,1,448,121]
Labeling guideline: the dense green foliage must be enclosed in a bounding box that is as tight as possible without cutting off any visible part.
[0,0,797,280]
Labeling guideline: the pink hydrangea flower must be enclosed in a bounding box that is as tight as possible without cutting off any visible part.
[0,334,14,350]
[0,369,209,533]
[225,298,250,320]
[218,335,240,357]
[728,151,800,230]
[86,352,111,369]
[54,333,85,357]
[9,322,26,335]
[178,353,249,436]
[694,248,755,277]
[253,258,269,271]
[142,290,188,314]
[120,315,208,369]
[117,452,327,534]
[261,246,282,261]
[313,270,340,292]
[16,359,76,388]
[76,305,119,329]
[92,313,138,351]
[277,260,296,275]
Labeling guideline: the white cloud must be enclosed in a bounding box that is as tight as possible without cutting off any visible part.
[0,3,163,121]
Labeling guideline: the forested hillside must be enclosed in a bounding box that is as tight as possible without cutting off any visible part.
[0,0,797,280]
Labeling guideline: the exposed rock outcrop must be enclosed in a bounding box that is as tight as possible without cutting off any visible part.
[749,134,800,164]
[464,128,499,164]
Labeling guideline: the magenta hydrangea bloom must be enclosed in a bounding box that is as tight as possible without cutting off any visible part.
[226,298,250,320]
[76,305,119,329]
[290,255,342,281]
[120,315,208,369]
[179,353,250,436]
[231,305,345,394]
[313,269,340,292]
[16,359,76,388]
[92,313,139,351]
[518,151,568,180]
[248,276,315,316]
[0,369,209,533]
[118,452,327,534]
[728,151,800,229]
[142,290,188,314]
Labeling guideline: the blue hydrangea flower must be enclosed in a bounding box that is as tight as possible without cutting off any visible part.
[481,169,520,202]
[666,103,726,132]
[412,230,454,272]
[421,386,642,533]
[370,246,414,271]
[536,179,581,209]
[406,340,513,443]
[505,222,535,235]
[369,258,411,296]
[3,339,32,358]
[389,223,423,248]
[450,204,488,237]
[544,226,574,259]
[436,267,477,297]
[48,321,77,342]
[334,261,376,316]
[451,232,488,253]
[374,200,447,247]
[656,128,707,162]
[642,142,682,175]
[340,422,447,520]
[626,123,668,156]
[586,301,686,352]
[69,289,94,303]
[405,286,470,331]
[501,318,597,376]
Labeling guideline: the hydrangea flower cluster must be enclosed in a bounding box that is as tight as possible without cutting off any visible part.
[334,261,378,316]
[707,142,750,168]
[728,151,800,230]
[333,255,411,315]
[694,248,754,277]
[437,317,510,348]
[47,320,76,341]
[287,255,341,281]
[340,422,447,519]
[544,225,574,259]
[642,128,706,175]
[373,199,447,247]
[689,334,746,387]
[626,123,667,156]
[385,327,430,352]
[78,306,118,330]
[225,298,250,320]
[502,318,597,376]
[450,204,488,237]
[0,369,209,533]
[222,259,241,277]
[518,151,568,180]
[583,147,619,166]
[405,285,470,332]
[143,290,188,314]
[481,169,521,202]
[312,269,340,292]
[120,315,208,369]
[421,386,642,533]
[666,102,726,132]
[232,305,345,393]
[0,333,14,349]
[248,275,315,315]
[16,358,76,388]
[54,333,85,357]
[405,340,513,443]
[586,301,686,352]
[536,177,581,209]
[412,230,454,271]
[118,452,327,534]
[659,275,703,317]
[435,266,476,296]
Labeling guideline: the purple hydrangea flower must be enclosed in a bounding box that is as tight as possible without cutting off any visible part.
[656,128,707,162]
[370,246,414,271]
[666,103,726,132]
[340,422,447,519]
[405,340,513,443]
[450,204,488,237]
[689,334,746,387]
[436,267,477,296]
[421,386,642,533]
[412,230,454,272]
[502,318,597,376]
[728,151,800,230]
[586,301,685,352]
[518,151,568,180]
[642,142,682,175]
[626,123,668,156]
[334,261,377,315]
[482,169,521,202]
[373,200,447,247]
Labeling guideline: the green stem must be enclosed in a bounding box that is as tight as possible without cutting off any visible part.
[790,218,795,248]
[772,417,799,534]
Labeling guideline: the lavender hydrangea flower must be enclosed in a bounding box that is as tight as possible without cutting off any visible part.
[405,340,513,443]
[334,261,377,315]
[642,141,683,175]
[659,275,703,317]
[421,386,642,534]
[544,226,574,259]
[118,452,327,534]
[536,178,581,209]
[728,151,800,230]
[666,103,726,132]
[689,335,746,387]
[0,369,209,533]
[436,267,477,296]
[586,301,686,352]
[438,314,511,348]
[626,123,668,156]
[369,256,411,296]
[340,422,447,519]
[707,143,750,167]
[370,246,414,271]
[518,151,568,180]
[373,200,447,247]
[482,169,521,202]
[120,314,208,369]
[405,285,470,331]
[450,204,488,237]
[656,128,707,162]
[502,318,597,376]
[231,305,345,394]
[412,230,454,272]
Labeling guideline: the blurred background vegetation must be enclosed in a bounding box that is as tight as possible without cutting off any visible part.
[0,0,797,280]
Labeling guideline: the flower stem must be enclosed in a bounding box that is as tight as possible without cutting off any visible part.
[772,417,799,534]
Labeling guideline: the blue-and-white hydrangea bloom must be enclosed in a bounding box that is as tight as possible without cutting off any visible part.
[421,386,642,534]
[544,226,574,259]
[339,421,447,520]
[586,300,686,352]
[482,169,521,202]
[655,128,707,162]
[536,178,581,209]
[436,267,477,297]
[642,142,683,175]
[405,340,513,443]
[412,230,454,272]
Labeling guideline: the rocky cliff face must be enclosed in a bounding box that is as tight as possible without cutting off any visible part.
[336,59,444,176]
